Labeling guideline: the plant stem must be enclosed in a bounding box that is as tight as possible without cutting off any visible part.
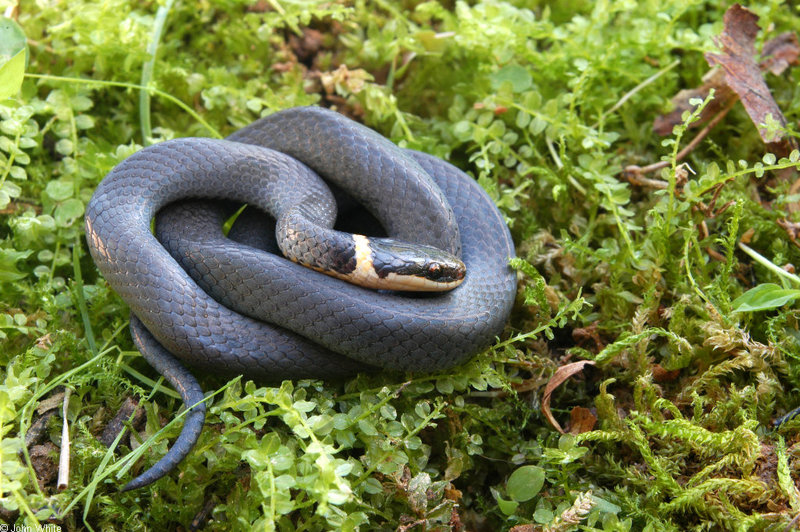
[738,242,800,287]
[25,73,222,139]
[72,240,97,356]
[594,59,680,128]
[140,0,176,146]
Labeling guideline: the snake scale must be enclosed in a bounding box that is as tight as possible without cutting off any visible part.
[84,106,517,490]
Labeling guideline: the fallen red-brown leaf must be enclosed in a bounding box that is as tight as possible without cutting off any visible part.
[705,4,796,153]
[654,4,798,158]
[541,360,596,434]
[568,406,598,435]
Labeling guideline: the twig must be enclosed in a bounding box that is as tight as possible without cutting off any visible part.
[777,219,800,250]
[698,220,709,239]
[783,511,800,532]
[26,39,57,55]
[625,98,738,178]
[625,172,669,189]
[706,247,726,262]
[57,388,72,490]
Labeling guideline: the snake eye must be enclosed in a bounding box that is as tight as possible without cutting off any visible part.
[428,263,441,277]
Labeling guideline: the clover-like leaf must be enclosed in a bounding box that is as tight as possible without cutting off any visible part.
[490,64,532,93]
[506,465,545,502]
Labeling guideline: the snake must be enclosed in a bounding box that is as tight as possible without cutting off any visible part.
[84,106,517,491]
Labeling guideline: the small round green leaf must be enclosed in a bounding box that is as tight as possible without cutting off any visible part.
[497,497,518,515]
[54,198,85,227]
[506,464,545,502]
[55,138,74,156]
[45,180,74,201]
[489,64,532,93]
[0,189,10,210]
[9,165,25,180]
[533,507,554,523]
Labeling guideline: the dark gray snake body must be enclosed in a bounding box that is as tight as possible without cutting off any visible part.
[84,107,516,490]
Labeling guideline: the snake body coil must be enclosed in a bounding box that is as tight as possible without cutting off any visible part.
[84,107,516,490]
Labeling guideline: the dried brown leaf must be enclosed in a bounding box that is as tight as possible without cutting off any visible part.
[704,4,793,149]
[541,360,596,434]
[568,406,597,435]
[651,363,680,383]
[98,397,145,448]
[30,442,59,489]
[289,28,325,63]
[760,32,800,75]
[509,526,538,532]
[36,391,66,415]
[654,5,799,147]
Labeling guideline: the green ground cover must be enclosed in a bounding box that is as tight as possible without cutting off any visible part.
[2,0,800,530]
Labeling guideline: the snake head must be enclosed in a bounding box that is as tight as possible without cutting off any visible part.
[365,237,466,292]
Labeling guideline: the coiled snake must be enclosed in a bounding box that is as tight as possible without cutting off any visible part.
[84,107,516,490]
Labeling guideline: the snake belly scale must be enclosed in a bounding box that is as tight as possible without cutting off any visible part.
[84,106,517,490]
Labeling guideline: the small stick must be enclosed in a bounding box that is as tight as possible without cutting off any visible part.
[57,388,71,491]
[625,172,669,189]
[706,247,726,262]
[699,220,709,239]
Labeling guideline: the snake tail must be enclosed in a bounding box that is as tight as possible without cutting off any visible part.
[123,315,207,491]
